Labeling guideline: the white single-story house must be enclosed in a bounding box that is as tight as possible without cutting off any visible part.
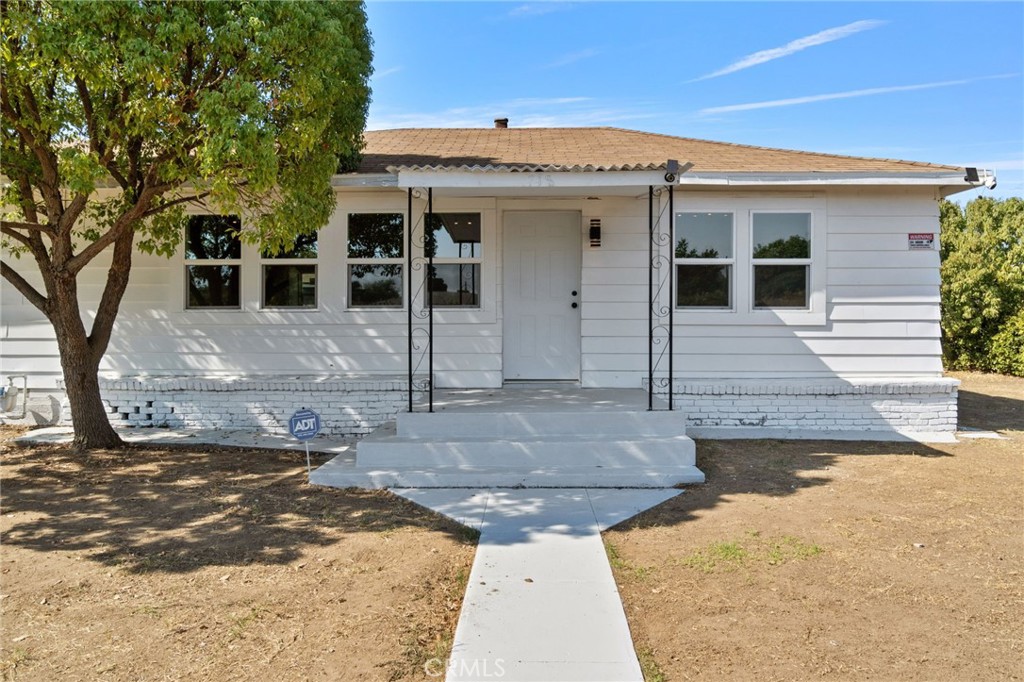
[1,123,995,442]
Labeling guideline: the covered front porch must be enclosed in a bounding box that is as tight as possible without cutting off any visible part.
[309,385,704,489]
[373,158,691,406]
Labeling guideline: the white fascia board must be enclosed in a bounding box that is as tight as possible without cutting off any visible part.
[331,173,397,188]
[678,171,982,187]
[393,169,675,189]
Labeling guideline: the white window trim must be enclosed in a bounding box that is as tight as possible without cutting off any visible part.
[260,243,319,311]
[673,197,827,326]
[750,210,813,311]
[674,211,736,311]
[427,212,484,310]
[345,211,407,311]
[183,215,243,311]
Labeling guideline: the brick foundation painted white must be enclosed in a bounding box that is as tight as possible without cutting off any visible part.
[91,376,421,436]
[36,375,960,442]
[643,377,958,440]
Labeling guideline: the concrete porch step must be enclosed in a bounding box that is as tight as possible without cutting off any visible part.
[396,409,688,439]
[308,387,706,490]
[357,429,697,469]
[309,458,706,489]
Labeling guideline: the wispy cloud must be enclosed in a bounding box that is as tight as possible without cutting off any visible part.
[544,48,600,69]
[690,20,886,82]
[372,66,402,80]
[505,97,592,106]
[508,3,571,19]
[698,74,1018,116]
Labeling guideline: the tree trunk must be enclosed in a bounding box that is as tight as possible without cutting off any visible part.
[51,277,124,450]
[60,342,122,450]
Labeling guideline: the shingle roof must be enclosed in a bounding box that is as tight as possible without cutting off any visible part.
[358,127,961,175]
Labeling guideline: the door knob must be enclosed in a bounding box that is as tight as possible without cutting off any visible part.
[571,302,578,309]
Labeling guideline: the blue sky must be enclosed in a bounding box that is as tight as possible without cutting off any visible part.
[364,1,1023,201]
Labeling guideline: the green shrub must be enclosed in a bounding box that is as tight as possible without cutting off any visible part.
[989,310,1024,376]
[940,197,1024,376]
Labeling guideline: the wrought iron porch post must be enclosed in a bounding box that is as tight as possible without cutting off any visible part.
[427,188,434,412]
[648,185,654,411]
[407,188,414,412]
[668,184,674,411]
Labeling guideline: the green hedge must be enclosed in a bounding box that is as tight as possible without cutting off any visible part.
[940,197,1024,376]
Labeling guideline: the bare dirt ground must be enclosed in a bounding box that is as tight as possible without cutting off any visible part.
[607,372,1023,681]
[2,373,1020,682]
[0,438,476,681]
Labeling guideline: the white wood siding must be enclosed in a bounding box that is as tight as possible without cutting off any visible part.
[1,187,944,392]
[579,188,944,386]
[1,191,503,390]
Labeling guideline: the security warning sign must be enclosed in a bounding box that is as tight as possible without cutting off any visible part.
[908,233,935,250]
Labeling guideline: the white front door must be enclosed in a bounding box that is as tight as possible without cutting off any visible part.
[502,211,582,380]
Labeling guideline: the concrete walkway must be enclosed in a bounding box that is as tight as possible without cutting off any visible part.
[396,488,679,682]
[16,428,681,682]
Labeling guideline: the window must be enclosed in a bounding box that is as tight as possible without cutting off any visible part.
[184,215,241,309]
[426,213,482,307]
[261,233,317,308]
[347,213,404,308]
[752,212,811,309]
[675,212,733,308]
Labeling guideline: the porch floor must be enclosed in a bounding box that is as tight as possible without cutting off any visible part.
[421,386,665,413]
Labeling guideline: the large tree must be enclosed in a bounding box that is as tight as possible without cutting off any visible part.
[1,1,372,448]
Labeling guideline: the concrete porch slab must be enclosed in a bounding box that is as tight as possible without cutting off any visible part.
[424,387,665,413]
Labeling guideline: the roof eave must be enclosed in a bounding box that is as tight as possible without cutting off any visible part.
[389,167,689,189]
[677,171,983,187]
[331,167,995,195]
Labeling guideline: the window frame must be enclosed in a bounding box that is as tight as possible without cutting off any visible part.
[183,214,243,311]
[345,211,406,310]
[750,211,813,311]
[260,233,319,310]
[671,197,827,326]
[425,212,483,309]
[674,211,735,311]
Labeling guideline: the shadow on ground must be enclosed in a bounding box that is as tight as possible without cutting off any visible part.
[0,440,473,574]
[0,427,967,569]
[958,389,1024,432]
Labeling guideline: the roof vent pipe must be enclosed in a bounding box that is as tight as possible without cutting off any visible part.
[494,118,509,129]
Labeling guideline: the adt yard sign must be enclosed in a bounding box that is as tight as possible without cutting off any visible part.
[290,408,321,441]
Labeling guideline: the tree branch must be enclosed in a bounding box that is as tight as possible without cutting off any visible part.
[0,260,49,316]
[104,159,130,190]
[1,220,56,235]
[74,75,101,156]
[142,190,211,217]
[65,186,157,275]
[2,226,35,249]
[14,159,40,225]
[58,193,89,233]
